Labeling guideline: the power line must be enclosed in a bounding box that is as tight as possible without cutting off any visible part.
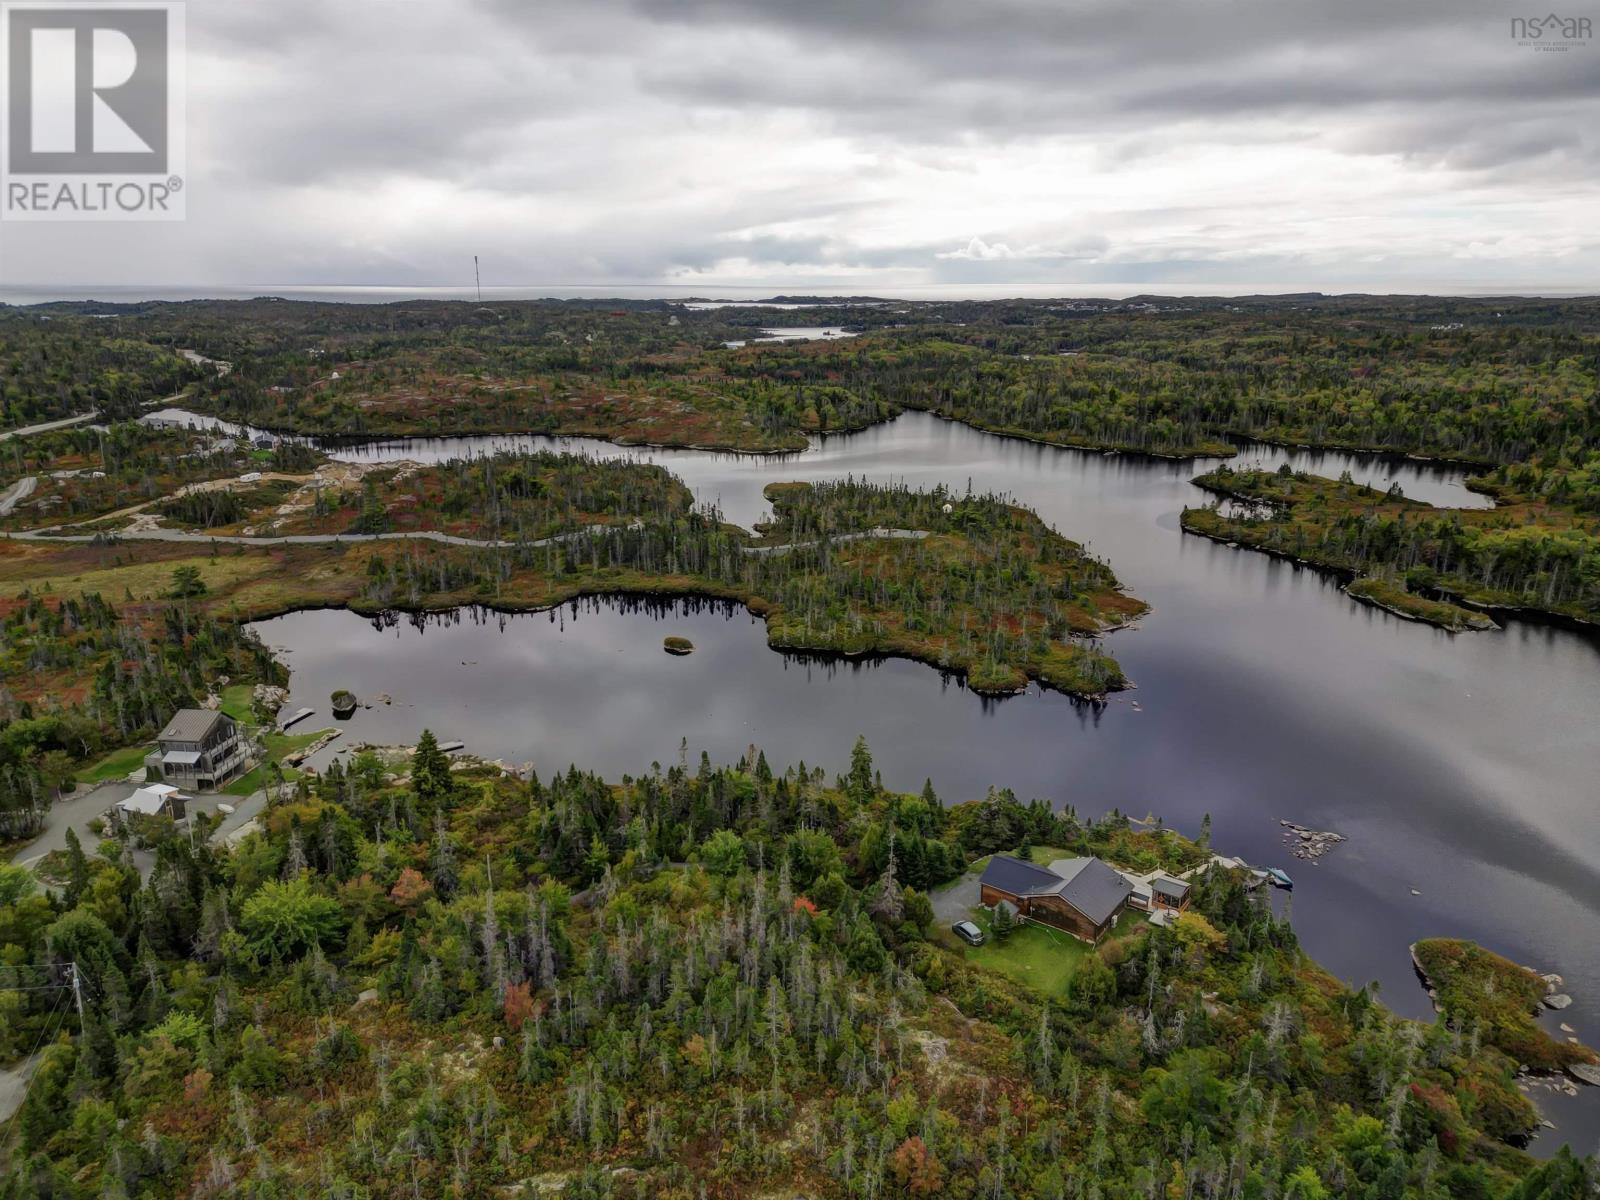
[0,990,70,1157]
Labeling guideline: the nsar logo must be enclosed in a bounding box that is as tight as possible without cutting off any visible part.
[1510,12,1592,49]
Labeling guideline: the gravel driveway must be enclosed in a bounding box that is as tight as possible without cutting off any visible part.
[930,870,982,927]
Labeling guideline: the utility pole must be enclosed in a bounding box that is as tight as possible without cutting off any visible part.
[474,256,482,303]
[69,962,84,1029]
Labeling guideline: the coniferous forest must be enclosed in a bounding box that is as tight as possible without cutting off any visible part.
[2,295,1599,1197]
[3,736,1594,1199]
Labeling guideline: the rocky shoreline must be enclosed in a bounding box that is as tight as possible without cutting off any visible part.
[1409,943,1597,1093]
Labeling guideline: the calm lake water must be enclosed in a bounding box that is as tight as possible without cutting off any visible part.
[174,406,1597,1151]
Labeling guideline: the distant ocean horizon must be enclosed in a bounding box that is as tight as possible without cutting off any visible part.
[3,281,1597,305]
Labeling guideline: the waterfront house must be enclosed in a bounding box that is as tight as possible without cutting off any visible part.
[978,854,1133,942]
[145,708,248,790]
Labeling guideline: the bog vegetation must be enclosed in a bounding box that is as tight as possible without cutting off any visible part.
[8,295,1598,465]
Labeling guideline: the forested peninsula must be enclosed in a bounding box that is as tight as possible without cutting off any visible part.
[1181,463,1600,631]
[4,736,1595,1199]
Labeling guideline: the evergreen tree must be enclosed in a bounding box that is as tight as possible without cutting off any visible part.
[62,827,90,909]
[411,729,452,804]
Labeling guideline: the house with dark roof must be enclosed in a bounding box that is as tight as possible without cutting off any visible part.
[978,854,1133,942]
[144,708,248,790]
[1150,876,1190,912]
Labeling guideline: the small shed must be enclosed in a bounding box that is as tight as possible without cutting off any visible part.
[115,783,187,825]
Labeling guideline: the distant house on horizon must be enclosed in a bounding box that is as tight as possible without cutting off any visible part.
[145,708,247,791]
[978,853,1133,942]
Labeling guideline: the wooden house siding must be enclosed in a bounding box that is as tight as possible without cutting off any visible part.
[980,882,1111,943]
[979,883,1014,910]
[1022,894,1102,941]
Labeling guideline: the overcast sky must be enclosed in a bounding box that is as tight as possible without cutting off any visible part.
[2,0,1597,296]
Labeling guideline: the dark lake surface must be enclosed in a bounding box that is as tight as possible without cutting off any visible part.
[189,407,1597,1151]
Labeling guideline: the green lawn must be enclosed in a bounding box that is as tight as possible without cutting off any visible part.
[960,847,1076,875]
[219,684,257,724]
[224,762,301,797]
[1025,845,1072,866]
[75,743,154,784]
[949,899,1151,998]
[1104,907,1151,942]
[221,727,331,796]
[958,909,1091,995]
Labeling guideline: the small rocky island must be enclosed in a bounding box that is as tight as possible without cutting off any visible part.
[663,636,695,656]
[1279,819,1345,860]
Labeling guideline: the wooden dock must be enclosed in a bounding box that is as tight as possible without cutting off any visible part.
[278,707,316,731]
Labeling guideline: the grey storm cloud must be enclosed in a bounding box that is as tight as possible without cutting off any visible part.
[1,0,1596,294]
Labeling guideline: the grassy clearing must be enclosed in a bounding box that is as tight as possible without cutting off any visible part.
[0,541,280,602]
[957,909,1092,996]
[75,742,153,784]
[1103,906,1154,945]
[262,728,333,759]
[1025,845,1072,866]
[1025,836,1208,878]
[222,728,332,796]
[219,683,257,724]
[224,762,299,797]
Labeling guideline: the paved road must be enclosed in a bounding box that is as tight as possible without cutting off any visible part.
[7,781,139,871]
[0,475,36,516]
[0,413,97,441]
[0,389,192,446]
[0,1052,45,1125]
